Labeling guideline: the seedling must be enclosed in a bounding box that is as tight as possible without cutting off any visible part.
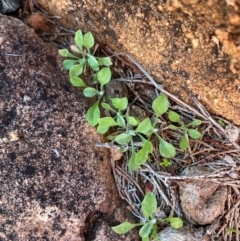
[112,192,183,241]
[97,94,176,171]
[168,110,202,150]
[59,30,112,126]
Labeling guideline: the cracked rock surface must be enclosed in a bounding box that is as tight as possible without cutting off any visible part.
[0,15,138,241]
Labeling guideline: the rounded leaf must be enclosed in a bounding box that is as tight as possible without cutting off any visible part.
[86,102,100,127]
[70,64,84,77]
[187,129,201,139]
[165,217,183,229]
[115,133,132,145]
[128,150,140,171]
[127,116,139,126]
[83,32,94,50]
[101,102,114,111]
[83,87,98,97]
[139,221,154,238]
[142,192,157,218]
[168,111,181,123]
[97,117,118,133]
[98,57,112,66]
[136,118,152,135]
[97,67,111,87]
[152,93,169,117]
[159,137,176,158]
[111,97,128,111]
[70,76,87,87]
[63,60,79,70]
[87,54,99,72]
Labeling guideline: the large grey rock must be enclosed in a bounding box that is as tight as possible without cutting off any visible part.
[0,15,138,241]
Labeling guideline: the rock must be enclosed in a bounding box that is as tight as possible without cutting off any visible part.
[0,15,139,240]
[37,0,240,124]
[179,166,227,225]
[159,227,209,241]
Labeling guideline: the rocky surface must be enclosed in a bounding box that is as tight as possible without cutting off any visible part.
[0,15,138,241]
[37,0,240,125]
[179,166,227,225]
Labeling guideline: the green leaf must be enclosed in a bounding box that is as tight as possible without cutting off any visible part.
[128,150,140,171]
[83,32,94,51]
[136,118,152,135]
[70,76,87,87]
[86,101,100,126]
[188,119,202,127]
[101,102,114,111]
[63,60,79,70]
[70,64,84,77]
[97,67,111,87]
[165,217,183,229]
[135,143,149,165]
[168,124,179,130]
[127,116,140,126]
[115,133,132,145]
[98,57,112,66]
[142,237,150,241]
[97,117,118,134]
[187,129,201,139]
[160,158,172,167]
[110,97,128,111]
[168,111,181,123]
[152,93,169,117]
[180,134,188,151]
[227,227,237,234]
[87,54,99,72]
[112,222,141,235]
[116,114,126,127]
[59,49,78,59]
[218,119,226,127]
[142,192,157,219]
[83,87,98,97]
[139,221,154,238]
[159,137,176,158]
[75,30,83,51]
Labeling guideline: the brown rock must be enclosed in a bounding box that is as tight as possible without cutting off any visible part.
[159,227,209,241]
[0,15,138,240]
[179,166,227,225]
[37,0,240,124]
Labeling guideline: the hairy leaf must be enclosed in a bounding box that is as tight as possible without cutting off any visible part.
[142,192,157,218]
[111,97,128,111]
[168,110,181,123]
[112,222,141,235]
[83,32,94,51]
[98,57,112,66]
[59,49,78,59]
[97,117,118,133]
[187,129,201,139]
[159,137,176,158]
[180,134,188,151]
[86,102,100,127]
[63,60,79,70]
[69,76,87,87]
[115,133,132,145]
[97,67,111,87]
[165,217,183,229]
[83,87,98,97]
[70,64,84,77]
[152,93,169,117]
[75,30,83,51]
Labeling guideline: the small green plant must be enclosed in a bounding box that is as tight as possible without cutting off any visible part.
[168,110,202,150]
[112,192,183,240]
[59,30,112,126]
[97,93,176,170]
